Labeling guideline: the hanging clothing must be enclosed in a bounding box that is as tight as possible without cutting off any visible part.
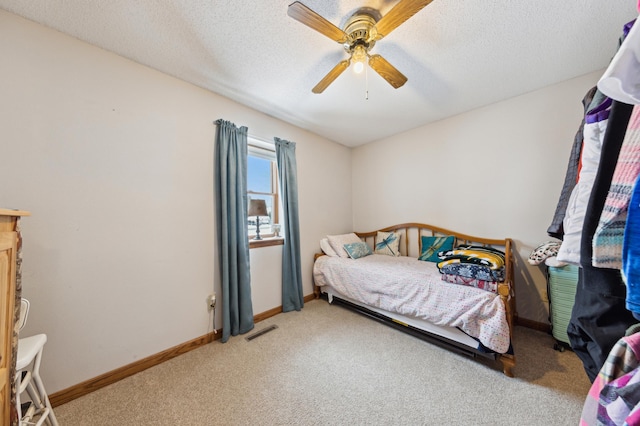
[598,20,640,105]
[552,18,640,384]
[568,100,636,382]
[547,87,599,239]
[549,15,631,241]
[593,106,640,269]
[556,98,612,265]
[569,267,637,383]
[623,176,640,317]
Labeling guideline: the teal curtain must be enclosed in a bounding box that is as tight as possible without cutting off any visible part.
[275,137,304,311]
[214,119,254,342]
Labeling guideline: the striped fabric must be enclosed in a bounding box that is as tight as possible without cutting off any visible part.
[592,106,640,269]
[581,331,640,425]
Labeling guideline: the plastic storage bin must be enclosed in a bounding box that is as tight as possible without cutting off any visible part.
[548,264,579,351]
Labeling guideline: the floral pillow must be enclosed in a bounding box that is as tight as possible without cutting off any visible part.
[375,231,401,256]
[418,235,455,262]
[344,242,373,259]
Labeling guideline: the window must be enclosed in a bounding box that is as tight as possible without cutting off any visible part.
[248,139,280,243]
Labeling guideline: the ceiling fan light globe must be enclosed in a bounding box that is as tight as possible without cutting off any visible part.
[353,61,365,74]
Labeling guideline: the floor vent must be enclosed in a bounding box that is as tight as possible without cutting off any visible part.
[245,325,278,341]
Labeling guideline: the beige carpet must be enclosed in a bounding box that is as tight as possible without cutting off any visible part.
[54,299,591,425]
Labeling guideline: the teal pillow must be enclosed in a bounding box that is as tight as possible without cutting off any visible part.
[419,236,455,262]
[344,242,373,259]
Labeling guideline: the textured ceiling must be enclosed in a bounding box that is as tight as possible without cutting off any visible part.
[1,0,637,147]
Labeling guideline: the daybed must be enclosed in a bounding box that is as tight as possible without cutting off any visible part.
[313,223,516,377]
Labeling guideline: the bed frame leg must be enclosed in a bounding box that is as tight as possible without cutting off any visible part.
[500,354,515,377]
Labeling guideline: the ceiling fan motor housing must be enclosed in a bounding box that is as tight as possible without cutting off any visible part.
[343,8,381,54]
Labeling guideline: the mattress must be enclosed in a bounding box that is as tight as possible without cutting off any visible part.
[313,254,510,353]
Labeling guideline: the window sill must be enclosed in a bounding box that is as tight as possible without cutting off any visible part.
[249,236,284,249]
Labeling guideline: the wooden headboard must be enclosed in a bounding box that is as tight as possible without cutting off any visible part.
[355,222,510,257]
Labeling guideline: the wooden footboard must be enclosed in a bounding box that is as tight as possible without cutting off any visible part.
[314,222,517,376]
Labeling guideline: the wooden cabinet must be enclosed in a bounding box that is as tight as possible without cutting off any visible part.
[0,209,30,426]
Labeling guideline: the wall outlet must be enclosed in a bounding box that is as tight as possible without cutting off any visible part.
[207,293,216,311]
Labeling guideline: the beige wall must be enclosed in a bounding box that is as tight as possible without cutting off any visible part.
[0,7,605,395]
[352,70,602,324]
[0,10,352,393]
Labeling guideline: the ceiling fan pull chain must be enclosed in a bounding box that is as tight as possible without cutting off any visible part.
[365,63,369,101]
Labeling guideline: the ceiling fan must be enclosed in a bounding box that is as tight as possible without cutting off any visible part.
[287,0,434,94]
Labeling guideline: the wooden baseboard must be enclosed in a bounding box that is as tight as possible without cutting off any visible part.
[515,316,551,333]
[49,331,217,407]
[49,293,317,407]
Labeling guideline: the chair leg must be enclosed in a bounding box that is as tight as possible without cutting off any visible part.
[26,380,43,409]
[17,344,59,426]
[17,373,52,426]
[32,373,58,426]
[31,343,58,426]
[16,372,23,422]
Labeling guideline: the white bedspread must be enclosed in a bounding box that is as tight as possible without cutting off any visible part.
[313,254,510,353]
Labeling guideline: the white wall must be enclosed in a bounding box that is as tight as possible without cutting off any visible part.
[0,10,352,393]
[0,6,605,395]
[352,71,602,324]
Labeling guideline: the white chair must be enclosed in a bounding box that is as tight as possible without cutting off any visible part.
[16,299,59,426]
[17,299,29,331]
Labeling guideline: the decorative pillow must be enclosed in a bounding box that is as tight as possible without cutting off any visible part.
[438,262,505,282]
[374,231,401,256]
[441,273,498,293]
[528,241,561,265]
[327,233,362,258]
[320,238,339,257]
[344,242,373,259]
[418,235,455,262]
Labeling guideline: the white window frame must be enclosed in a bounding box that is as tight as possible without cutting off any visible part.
[247,138,281,245]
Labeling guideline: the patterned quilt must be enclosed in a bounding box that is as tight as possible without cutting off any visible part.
[313,254,510,353]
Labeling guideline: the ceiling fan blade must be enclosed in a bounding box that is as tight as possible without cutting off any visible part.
[368,54,407,89]
[312,60,350,94]
[288,1,348,43]
[371,0,433,41]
